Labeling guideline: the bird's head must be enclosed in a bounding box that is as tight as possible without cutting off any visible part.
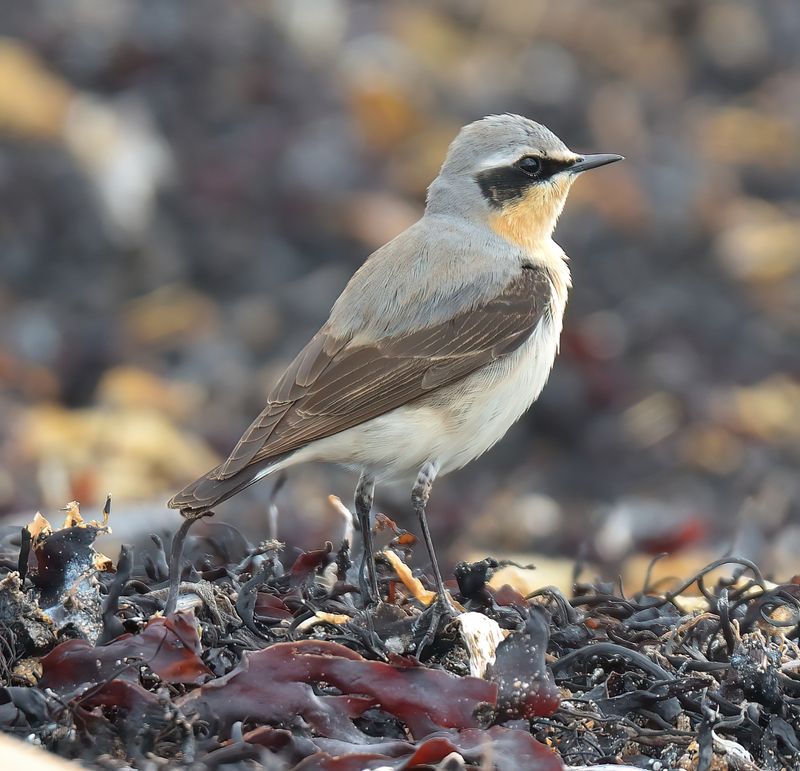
[427,114,622,251]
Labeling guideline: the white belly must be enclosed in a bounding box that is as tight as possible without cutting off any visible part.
[290,314,563,481]
[427,313,562,475]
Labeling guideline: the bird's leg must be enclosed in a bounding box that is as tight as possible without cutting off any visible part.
[354,471,380,605]
[412,461,458,618]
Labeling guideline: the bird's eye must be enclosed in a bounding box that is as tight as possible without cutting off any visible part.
[517,156,542,177]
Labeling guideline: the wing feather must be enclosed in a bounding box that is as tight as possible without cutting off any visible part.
[213,266,552,480]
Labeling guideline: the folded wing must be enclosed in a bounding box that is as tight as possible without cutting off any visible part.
[169,266,552,511]
[219,265,552,476]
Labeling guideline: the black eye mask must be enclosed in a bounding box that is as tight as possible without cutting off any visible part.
[474,156,575,208]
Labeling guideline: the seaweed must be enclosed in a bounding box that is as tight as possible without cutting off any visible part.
[1,502,799,769]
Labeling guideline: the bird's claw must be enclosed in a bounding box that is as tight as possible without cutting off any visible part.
[412,592,460,658]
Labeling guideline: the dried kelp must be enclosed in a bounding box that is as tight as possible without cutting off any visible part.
[0,503,799,770]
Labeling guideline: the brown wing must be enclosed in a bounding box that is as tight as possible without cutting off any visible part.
[212,266,553,481]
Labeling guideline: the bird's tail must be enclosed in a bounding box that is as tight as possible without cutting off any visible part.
[167,457,284,515]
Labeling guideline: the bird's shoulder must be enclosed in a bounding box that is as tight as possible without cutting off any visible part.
[327,214,545,342]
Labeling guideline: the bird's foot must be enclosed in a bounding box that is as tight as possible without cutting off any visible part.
[411,590,460,659]
[358,571,380,608]
[357,550,382,609]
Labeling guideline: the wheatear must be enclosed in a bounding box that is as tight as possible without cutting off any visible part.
[170,114,622,615]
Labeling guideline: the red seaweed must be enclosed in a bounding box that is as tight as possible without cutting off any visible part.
[254,591,294,622]
[180,638,497,740]
[289,542,335,586]
[291,727,563,770]
[39,611,212,694]
[488,609,561,719]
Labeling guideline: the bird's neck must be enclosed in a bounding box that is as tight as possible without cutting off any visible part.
[491,205,573,312]
[487,183,569,255]
[489,189,573,314]
[489,212,550,254]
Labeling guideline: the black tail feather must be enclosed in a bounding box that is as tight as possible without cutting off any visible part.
[167,460,275,514]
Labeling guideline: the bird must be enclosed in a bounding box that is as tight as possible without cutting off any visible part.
[169,114,622,618]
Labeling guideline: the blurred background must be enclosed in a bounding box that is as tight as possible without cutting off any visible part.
[0,0,798,585]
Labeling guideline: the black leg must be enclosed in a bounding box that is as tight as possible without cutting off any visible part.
[411,461,457,615]
[355,471,379,605]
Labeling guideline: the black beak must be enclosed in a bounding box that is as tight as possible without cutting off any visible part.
[569,153,624,173]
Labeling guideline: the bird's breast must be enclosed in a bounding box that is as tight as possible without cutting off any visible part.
[427,305,565,475]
